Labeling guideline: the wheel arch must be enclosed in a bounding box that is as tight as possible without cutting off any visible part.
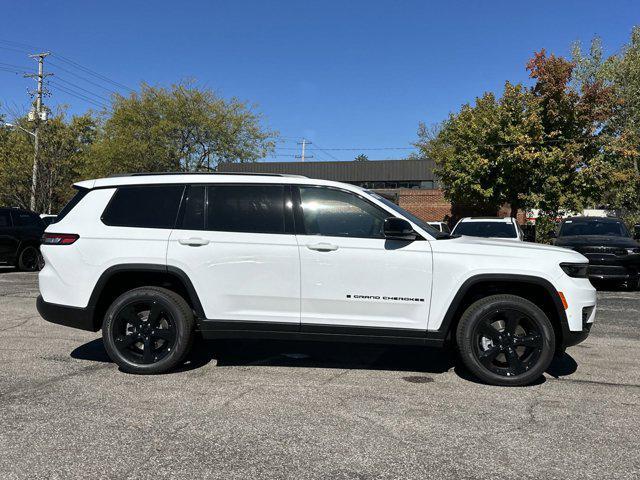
[437,274,568,348]
[88,264,205,331]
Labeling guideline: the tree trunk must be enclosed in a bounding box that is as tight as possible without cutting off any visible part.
[510,203,519,219]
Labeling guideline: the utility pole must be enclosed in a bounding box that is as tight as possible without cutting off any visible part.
[296,138,314,162]
[24,52,52,212]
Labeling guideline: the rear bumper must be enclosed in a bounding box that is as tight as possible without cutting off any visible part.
[36,295,98,332]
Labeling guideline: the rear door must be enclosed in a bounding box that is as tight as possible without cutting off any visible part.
[294,186,432,331]
[166,184,300,325]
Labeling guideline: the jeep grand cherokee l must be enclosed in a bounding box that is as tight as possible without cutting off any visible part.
[37,173,597,386]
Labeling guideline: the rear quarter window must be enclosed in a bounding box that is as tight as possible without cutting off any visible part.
[102,185,185,229]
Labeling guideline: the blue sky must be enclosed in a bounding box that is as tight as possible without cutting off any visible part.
[1,1,638,161]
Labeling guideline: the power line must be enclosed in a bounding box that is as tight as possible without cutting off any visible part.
[53,75,111,103]
[47,59,121,95]
[48,81,110,110]
[50,53,135,92]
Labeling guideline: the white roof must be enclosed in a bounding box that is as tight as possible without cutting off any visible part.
[74,173,363,192]
[458,217,516,223]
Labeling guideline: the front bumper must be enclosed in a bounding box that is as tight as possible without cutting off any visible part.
[36,295,98,332]
[587,264,639,281]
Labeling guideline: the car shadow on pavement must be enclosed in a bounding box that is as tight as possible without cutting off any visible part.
[71,336,581,385]
[71,337,456,375]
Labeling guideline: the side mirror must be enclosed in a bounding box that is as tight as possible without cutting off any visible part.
[548,230,557,239]
[383,217,418,241]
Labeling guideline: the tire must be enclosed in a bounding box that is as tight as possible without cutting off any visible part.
[17,245,44,271]
[456,294,555,386]
[102,286,195,374]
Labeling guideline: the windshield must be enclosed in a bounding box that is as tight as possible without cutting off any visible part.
[368,192,450,239]
[453,221,517,239]
[559,219,630,237]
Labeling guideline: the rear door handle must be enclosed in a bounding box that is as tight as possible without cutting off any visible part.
[307,243,338,252]
[178,237,210,246]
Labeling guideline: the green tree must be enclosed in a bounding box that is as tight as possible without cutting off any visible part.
[573,27,640,214]
[87,82,277,176]
[0,109,97,213]
[354,154,369,162]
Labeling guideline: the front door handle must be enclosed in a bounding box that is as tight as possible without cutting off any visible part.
[178,237,210,246]
[307,242,338,252]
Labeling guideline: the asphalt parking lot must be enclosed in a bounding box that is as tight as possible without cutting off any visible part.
[0,269,639,479]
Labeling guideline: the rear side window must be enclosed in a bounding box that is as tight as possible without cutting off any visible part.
[102,185,185,229]
[12,211,42,228]
[206,185,285,234]
[55,188,89,224]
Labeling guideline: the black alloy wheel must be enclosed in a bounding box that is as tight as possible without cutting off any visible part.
[473,308,543,377]
[456,294,555,386]
[18,246,44,271]
[102,287,194,374]
[112,301,177,365]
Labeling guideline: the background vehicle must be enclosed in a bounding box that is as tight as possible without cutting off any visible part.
[553,216,640,289]
[427,221,451,233]
[40,214,58,227]
[0,207,45,271]
[451,217,524,241]
[37,173,596,386]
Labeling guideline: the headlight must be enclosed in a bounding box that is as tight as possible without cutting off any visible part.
[560,263,589,278]
[626,248,640,254]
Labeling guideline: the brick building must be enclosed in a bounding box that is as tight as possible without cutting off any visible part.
[218,159,518,226]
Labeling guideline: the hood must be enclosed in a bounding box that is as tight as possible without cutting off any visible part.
[554,235,639,249]
[450,235,584,256]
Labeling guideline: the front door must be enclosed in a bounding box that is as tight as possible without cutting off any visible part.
[294,186,432,331]
[166,184,300,325]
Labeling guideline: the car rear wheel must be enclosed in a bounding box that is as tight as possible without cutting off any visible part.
[456,294,555,386]
[17,245,44,271]
[102,287,194,374]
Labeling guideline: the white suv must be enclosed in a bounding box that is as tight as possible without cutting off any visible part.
[452,217,525,241]
[37,173,596,386]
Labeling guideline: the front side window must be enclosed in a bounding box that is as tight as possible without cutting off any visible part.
[453,221,517,239]
[102,185,185,229]
[298,187,389,238]
[206,185,286,234]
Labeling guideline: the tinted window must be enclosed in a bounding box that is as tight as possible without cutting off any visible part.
[12,211,42,228]
[559,219,629,237]
[102,185,185,229]
[55,188,89,223]
[206,185,285,234]
[181,186,205,230]
[41,216,57,227]
[299,187,388,238]
[453,221,517,238]
[0,212,11,227]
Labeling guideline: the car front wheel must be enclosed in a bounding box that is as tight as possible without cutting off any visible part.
[102,286,195,374]
[456,294,555,386]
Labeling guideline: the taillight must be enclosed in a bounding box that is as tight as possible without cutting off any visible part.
[42,233,79,245]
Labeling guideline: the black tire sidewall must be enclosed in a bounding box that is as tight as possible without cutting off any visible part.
[456,295,556,386]
[102,287,193,374]
[18,246,42,271]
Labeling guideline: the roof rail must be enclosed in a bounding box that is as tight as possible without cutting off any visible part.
[107,171,307,178]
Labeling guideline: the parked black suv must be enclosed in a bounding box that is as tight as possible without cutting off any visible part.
[553,216,640,288]
[0,207,45,271]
